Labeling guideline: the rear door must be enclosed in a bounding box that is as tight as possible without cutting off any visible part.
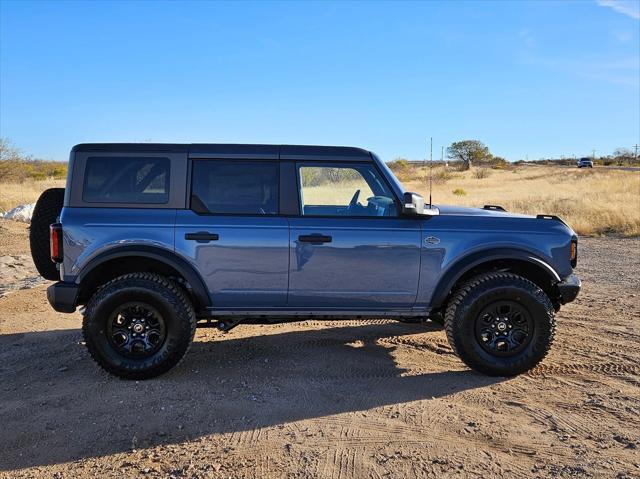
[288,162,422,310]
[175,159,289,309]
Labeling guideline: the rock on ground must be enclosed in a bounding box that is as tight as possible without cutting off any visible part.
[3,203,35,223]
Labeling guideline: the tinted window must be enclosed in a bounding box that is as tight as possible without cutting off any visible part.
[298,163,397,217]
[83,157,170,204]
[192,161,279,215]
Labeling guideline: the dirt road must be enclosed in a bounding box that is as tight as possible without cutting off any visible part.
[0,221,638,478]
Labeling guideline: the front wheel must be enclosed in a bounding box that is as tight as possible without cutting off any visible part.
[83,273,196,379]
[444,272,555,376]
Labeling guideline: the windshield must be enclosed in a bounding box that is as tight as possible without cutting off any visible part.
[372,153,406,198]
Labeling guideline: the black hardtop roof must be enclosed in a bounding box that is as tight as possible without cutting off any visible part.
[71,143,373,161]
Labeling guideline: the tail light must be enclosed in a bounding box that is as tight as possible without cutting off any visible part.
[50,223,63,263]
[570,238,578,268]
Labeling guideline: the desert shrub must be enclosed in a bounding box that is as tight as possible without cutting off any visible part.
[452,188,467,196]
[0,159,68,182]
[28,171,47,181]
[389,159,421,182]
[0,139,68,183]
[52,167,67,179]
[300,166,362,187]
[473,168,491,179]
[431,167,452,184]
[387,158,410,172]
[490,157,511,170]
[452,161,468,172]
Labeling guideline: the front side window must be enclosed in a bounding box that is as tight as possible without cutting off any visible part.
[298,163,397,217]
[191,160,279,215]
[83,157,170,204]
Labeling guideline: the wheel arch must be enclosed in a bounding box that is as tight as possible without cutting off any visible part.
[430,248,561,311]
[76,246,211,314]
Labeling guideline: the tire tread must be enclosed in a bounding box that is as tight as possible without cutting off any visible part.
[82,272,196,379]
[444,272,556,376]
[29,188,65,280]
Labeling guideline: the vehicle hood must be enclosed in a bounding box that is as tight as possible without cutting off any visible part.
[435,204,533,219]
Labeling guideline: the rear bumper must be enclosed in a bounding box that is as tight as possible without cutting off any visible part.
[556,274,581,304]
[47,282,79,313]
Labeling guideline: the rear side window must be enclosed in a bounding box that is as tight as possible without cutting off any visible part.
[83,157,170,204]
[191,160,279,215]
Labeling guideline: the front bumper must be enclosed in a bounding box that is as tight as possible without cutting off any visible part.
[556,274,581,304]
[47,282,79,313]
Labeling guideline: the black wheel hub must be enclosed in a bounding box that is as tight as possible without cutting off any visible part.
[475,300,533,357]
[106,302,166,358]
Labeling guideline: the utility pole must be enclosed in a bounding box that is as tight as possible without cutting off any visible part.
[634,144,639,162]
[430,137,433,163]
[592,149,596,160]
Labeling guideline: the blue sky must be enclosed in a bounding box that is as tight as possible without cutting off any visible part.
[1,0,638,162]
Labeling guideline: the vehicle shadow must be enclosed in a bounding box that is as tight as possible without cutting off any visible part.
[0,321,503,471]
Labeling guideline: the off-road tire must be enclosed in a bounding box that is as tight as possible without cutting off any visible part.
[444,272,555,376]
[82,273,197,380]
[29,188,65,280]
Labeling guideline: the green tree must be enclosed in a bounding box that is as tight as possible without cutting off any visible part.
[446,140,491,170]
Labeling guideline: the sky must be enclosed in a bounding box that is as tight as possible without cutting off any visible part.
[0,0,639,162]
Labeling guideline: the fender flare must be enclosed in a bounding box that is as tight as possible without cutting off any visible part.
[430,248,561,309]
[77,245,211,309]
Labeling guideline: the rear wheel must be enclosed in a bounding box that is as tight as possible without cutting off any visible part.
[82,273,196,379]
[444,272,555,376]
[29,188,65,280]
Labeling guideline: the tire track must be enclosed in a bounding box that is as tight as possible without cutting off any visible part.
[378,335,454,356]
[520,404,593,438]
[309,367,402,382]
[305,413,579,465]
[527,362,639,379]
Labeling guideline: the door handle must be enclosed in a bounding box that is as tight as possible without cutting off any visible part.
[185,232,219,243]
[298,234,332,244]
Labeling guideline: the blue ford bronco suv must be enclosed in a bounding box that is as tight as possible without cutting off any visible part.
[30,143,580,379]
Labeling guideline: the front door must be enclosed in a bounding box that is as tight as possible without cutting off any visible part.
[288,162,422,310]
[175,159,289,308]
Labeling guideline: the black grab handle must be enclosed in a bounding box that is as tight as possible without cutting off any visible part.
[298,234,332,244]
[185,232,219,243]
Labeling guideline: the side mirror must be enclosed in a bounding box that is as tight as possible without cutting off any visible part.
[403,192,424,215]
[402,192,439,216]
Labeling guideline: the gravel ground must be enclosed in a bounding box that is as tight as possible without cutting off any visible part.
[0,222,638,478]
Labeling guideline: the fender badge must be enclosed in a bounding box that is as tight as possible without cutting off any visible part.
[424,236,440,246]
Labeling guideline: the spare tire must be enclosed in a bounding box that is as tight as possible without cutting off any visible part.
[29,188,65,281]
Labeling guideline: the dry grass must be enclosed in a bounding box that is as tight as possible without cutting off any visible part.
[404,165,640,237]
[0,179,65,212]
[302,178,374,205]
